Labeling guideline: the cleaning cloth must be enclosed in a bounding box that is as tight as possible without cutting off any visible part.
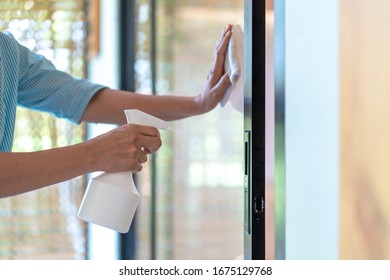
[221,24,244,113]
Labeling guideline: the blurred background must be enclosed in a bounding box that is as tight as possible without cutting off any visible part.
[339,0,390,259]
[0,0,389,260]
[274,0,390,259]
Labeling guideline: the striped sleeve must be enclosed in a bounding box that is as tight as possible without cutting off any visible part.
[11,33,107,124]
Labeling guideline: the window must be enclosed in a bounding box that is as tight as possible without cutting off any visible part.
[134,0,244,260]
[0,0,90,259]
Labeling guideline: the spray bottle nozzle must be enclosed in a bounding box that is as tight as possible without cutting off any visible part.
[124,109,169,130]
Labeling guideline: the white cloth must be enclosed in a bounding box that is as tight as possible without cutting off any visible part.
[221,24,244,113]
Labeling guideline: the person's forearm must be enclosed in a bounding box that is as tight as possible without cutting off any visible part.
[0,143,94,198]
[82,88,204,125]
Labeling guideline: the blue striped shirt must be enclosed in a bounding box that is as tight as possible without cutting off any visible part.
[0,31,106,152]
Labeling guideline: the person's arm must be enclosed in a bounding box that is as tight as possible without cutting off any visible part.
[0,124,161,198]
[81,90,218,125]
[82,25,233,125]
[0,25,230,197]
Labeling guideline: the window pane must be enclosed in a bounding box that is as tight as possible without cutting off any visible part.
[0,0,88,260]
[135,0,244,260]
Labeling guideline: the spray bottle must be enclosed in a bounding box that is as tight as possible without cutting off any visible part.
[78,109,168,233]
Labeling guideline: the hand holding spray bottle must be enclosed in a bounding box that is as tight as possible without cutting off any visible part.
[78,109,168,233]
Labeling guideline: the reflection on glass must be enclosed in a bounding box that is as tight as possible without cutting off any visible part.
[135,0,244,259]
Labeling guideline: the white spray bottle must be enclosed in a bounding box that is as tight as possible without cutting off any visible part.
[78,109,168,233]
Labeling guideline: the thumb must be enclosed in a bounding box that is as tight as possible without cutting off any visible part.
[213,71,232,99]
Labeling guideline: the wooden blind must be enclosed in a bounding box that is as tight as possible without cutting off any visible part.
[0,0,89,260]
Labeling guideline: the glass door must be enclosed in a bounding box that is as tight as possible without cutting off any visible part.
[133,0,245,260]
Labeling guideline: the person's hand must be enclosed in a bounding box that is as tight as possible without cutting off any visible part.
[194,24,233,113]
[86,124,162,172]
